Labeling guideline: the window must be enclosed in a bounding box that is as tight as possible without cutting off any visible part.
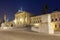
[59,18,60,21]
[36,21,37,23]
[40,20,41,22]
[38,21,39,23]
[59,25,60,28]
[51,19,54,22]
[34,21,35,23]
[55,18,57,21]
[55,25,57,28]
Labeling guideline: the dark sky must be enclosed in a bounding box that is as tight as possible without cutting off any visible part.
[0,0,60,20]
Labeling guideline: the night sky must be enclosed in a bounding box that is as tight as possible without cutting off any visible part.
[0,0,60,21]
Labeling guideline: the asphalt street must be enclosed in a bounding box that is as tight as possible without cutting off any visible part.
[0,29,60,40]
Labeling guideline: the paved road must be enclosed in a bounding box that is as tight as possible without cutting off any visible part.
[0,30,60,40]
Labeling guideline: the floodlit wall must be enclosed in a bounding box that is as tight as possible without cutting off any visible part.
[31,14,54,34]
[51,11,60,31]
[14,11,32,27]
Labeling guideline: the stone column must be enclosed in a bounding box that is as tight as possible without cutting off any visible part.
[48,14,54,34]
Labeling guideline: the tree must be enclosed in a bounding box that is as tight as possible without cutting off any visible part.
[53,8,58,11]
[42,4,49,14]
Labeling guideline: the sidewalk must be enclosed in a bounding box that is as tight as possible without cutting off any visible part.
[10,28,60,37]
[0,27,60,37]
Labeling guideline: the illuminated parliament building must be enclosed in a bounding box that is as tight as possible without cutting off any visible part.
[13,9,60,34]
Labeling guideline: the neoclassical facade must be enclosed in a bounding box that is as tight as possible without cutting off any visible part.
[30,11,60,34]
[51,11,60,30]
[14,11,32,27]
[30,14,51,33]
[14,11,60,34]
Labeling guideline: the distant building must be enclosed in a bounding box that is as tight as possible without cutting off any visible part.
[14,10,60,34]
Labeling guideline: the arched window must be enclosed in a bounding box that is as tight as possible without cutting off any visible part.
[51,19,54,22]
[55,25,57,28]
[36,21,37,23]
[55,18,57,21]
